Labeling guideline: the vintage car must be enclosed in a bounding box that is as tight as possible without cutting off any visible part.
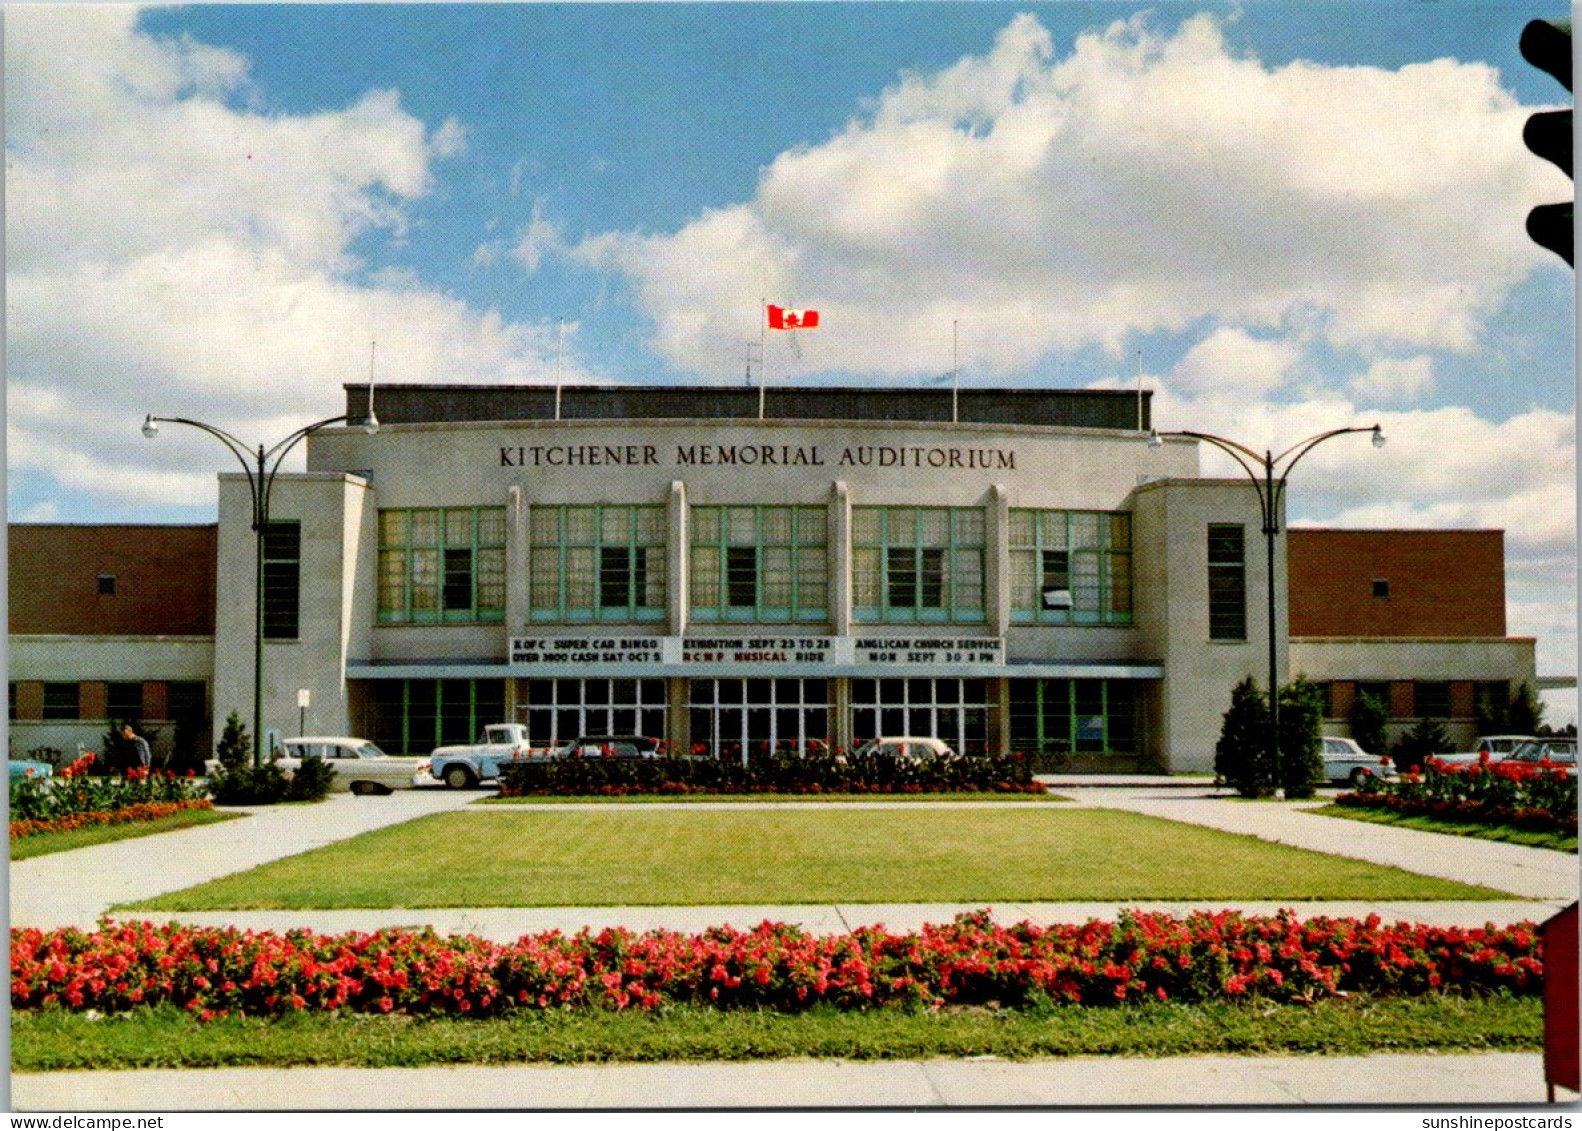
[1505,737,1577,777]
[850,737,958,763]
[1318,736,1396,787]
[552,735,665,760]
[1431,735,1540,768]
[429,723,543,789]
[274,737,432,794]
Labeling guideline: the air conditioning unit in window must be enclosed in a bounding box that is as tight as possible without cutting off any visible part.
[1042,588,1073,610]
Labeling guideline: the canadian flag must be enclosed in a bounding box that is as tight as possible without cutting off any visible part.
[767,305,819,330]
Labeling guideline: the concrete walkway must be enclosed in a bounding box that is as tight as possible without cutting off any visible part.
[11,1052,1562,1109]
[9,787,477,929]
[143,898,1562,942]
[1060,785,1579,902]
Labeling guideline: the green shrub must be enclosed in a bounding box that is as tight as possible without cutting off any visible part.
[214,711,252,771]
[1278,678,1324,800]
[1215,678,1272,798]
[1349,692,1389,756]
[284,757,337,802]
[1508,683,1545,737]
[208,757,337,805]
[1392,718,1451,773]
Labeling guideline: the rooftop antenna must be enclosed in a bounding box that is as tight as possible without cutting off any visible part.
[555,319,564,421]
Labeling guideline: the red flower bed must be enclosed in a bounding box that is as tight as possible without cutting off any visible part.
[10,799,215,841]
[11,910,1541,1020]
[1338,759,1577,836]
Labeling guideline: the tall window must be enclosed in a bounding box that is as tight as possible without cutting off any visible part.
[691,506,828,622]
[523,679,667,747]
[42,682,79,721]
[1009,679,1137,763]
[853,507,984,622]
[689,678,829,758]
[1207,524,1246,641]
[378,508,506,624]
[850,678,988,754]
[262,521,301,639]
[369,679,506,755]
[1010,510,1132,624]
[530,505,666,622]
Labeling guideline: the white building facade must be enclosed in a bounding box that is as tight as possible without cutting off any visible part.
[206,384,1337,773]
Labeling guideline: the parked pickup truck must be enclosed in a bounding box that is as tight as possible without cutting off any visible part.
[429,724,542,789]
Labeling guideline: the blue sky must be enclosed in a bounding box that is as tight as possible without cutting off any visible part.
[5,3,1575,711]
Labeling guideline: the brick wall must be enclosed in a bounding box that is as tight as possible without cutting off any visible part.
[9,525,217,636]
[1287,529,1506,638]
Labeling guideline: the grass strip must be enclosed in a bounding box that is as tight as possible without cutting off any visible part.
[1312,804,1577,854]
[10,809,242,861]
[481,791,1068,805]
[123,808,1509,910]
[11,995,1539,1071]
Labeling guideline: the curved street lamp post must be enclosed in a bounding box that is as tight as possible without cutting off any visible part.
[1148,423,1385,796]
[142,405,378,766]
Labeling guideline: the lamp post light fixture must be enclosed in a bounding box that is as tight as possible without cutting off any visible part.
[141,396,378,766]
[1148,422,1384,797]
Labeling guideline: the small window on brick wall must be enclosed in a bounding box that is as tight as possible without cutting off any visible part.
[97,574,117,595]
[107,682,143,722]
[1372,578,1390,599]
[42,683,80,721]
[1415,681,1451,719]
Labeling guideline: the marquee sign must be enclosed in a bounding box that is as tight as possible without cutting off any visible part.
[507,635,1004,675]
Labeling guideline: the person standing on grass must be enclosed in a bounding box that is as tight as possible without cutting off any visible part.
[120,724,151,774]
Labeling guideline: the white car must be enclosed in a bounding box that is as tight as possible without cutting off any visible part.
[1319,736,1396,787]
[851,737,958,763]
[1431,736,1539,768]
[275,737,432,795]
[1505,737,1577,777]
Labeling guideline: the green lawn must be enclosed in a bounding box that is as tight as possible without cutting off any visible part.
[124,808,1509,910]
[11,995,1539,1070]
[10,809,243,861]
[1312,804,1577,854]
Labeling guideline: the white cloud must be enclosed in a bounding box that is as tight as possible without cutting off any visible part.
[512,202,566,275]
[1170,327,1301,398]
[431,117,467,158]
[5,8,589,512]
[1349,356,1436,403]
[579,12,1564,378]
[16,501,61,523]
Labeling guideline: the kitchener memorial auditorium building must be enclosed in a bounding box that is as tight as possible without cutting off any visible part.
[7,384,1540,773]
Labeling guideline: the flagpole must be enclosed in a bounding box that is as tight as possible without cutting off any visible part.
[1135,349,1143,432]
[758,297,767,421]
[952,320,960,425]
[556,319,565,422]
